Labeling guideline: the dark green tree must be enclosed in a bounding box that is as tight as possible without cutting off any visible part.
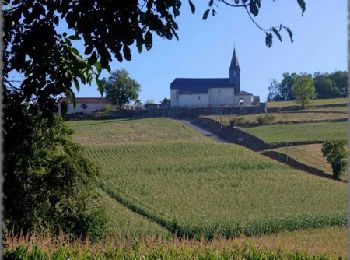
[322,140,347,180]
[103,69,141,110]
[313,73,339,99]
[160,98,171,106]
[329,71,348,98]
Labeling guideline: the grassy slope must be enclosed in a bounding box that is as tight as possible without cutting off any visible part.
[205,112,346,126]
[67,118,211,146]
[267,98,347,108]
[241,121,347,143]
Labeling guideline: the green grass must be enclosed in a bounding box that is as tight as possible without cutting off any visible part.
[98,189,170,238]
[241,121,347,143]
[267,98,347,108]
[84,141,346,238]
[206,112,346,126]
[67,118,211,146]
[273,144,348,181]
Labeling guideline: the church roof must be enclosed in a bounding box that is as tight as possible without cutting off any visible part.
[170,78,234,94]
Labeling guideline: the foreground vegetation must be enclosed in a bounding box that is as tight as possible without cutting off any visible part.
[241,121,347,143]
[4,227,346,259]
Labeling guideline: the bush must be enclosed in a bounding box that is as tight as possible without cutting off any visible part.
[321,140,347,180]
[256,114,275,125]
[104,104,116,112]
[229,117,245,127]
[4,97,107,239]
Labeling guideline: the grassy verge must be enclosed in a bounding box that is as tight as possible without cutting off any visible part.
[4,227,346,259]
[267,98,347,108]
[241,122,347,143]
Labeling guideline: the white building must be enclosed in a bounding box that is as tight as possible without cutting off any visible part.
[59,97,110,114]
[170,48,258,108]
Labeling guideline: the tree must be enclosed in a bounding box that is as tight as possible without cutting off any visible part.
[322,140,347,180]
[160,98,171,106]
[145,99,156,104]
[313,73,339,99]
[329,71,348,98]
[292,76,315,107]
[103,69,141,110]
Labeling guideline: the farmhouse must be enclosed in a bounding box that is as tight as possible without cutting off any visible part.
[170,48,259,108]
[59,97,110,114]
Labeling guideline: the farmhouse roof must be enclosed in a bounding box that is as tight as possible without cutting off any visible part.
[60,97,110,104]
[170,78,234,94]
[237,91,253,95]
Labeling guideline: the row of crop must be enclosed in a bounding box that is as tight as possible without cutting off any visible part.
[100,184,347,241]
[4,244,334,259]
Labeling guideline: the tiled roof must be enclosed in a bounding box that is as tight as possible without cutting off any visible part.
[170,78,234,94]
[60,97,110,104]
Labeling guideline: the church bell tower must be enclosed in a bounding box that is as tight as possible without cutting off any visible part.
[229,47,240,93]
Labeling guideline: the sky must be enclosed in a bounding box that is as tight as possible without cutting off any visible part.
[73,1,347,102]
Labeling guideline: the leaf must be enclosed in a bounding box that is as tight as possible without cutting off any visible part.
[68,35,81,40]
[71,47,80,57]
[96,78,104,96]
[73,78,79,91]
[297,0,306,15]
[145,31,152,51]
[265,33,273,48]
[272,27,282,42]
[283,26,293,42]
[249,1,259,16]
[212,9,216,16]
[202,9,210,20]
[95,61,102,75]
[123,45,131,61]
[188,0,195,13]
[208,0,214,7]
[88,51,97,65]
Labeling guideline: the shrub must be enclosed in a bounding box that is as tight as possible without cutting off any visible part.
[256,114,275,125]
[104,104,116,112]
[229,117,245,127]
[4,101,107,239]
[321,140,347,180]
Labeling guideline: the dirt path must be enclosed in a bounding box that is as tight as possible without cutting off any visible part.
[180,120,228,143]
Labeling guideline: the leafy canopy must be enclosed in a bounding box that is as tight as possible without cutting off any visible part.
[322,140,347,180]
[292,75,315,107]
[102,69,141,110]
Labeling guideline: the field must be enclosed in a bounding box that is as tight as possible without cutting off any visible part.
[68,118,346,239]
[205,111,346,126]
[267,98,347,108]
[241,121,347,143]
[67,118,210,146]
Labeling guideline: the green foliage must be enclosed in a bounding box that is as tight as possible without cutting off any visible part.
[256,114,275,125]
[292,76,315,107]
[102,69,141,110]
[103,104,116,112]
[229,116,245,127]
[268,72,347,101]
[4,95,107,239]
[321,140,347,180]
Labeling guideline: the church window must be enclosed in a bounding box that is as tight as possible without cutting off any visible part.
[198,96,201,100]
[218,90,221,93]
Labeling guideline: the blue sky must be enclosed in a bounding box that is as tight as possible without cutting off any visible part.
[74,1,347,102]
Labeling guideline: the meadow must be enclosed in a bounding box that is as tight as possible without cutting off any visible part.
[205,111,346,126]
[241,121,347,143]
[267,98,347,108]
[68,118,346,239]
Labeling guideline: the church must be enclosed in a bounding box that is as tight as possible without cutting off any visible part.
[170,48,259,108]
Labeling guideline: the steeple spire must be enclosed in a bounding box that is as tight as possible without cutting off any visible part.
[230,47,239,69]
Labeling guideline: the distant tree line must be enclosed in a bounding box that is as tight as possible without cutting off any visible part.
[268,71,347,101]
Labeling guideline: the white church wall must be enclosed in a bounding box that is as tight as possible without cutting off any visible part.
[208,88,235,106]
[170,89,179,107]
[178,93,208,107]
